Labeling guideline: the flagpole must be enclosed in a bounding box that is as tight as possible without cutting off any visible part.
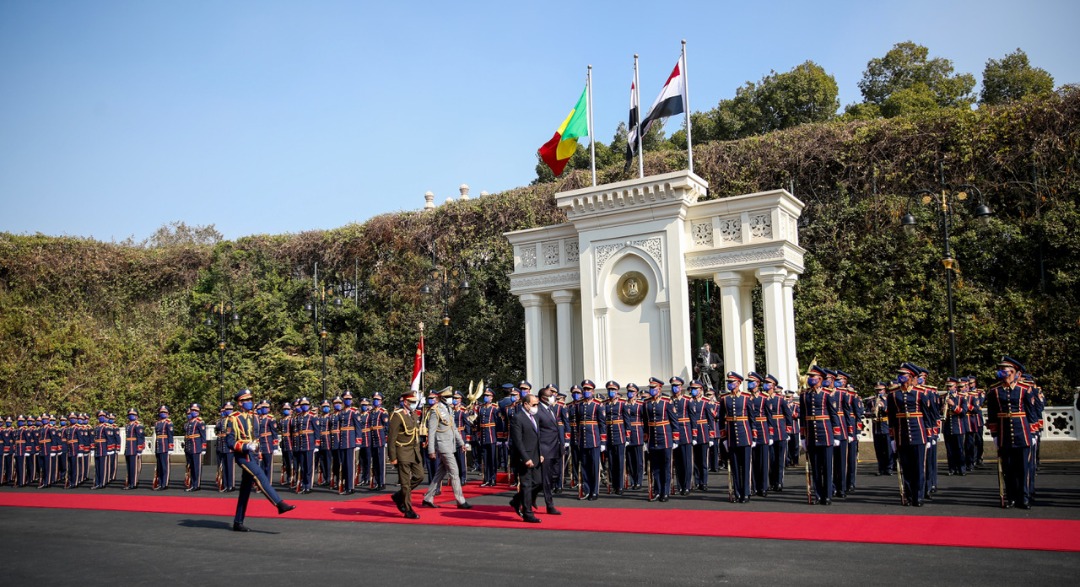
[419,322,425,394]
[587,65,596,186]
[682,40,693,174]
[634,54,644,179]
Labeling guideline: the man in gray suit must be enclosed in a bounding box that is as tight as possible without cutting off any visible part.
[421,387,472,510]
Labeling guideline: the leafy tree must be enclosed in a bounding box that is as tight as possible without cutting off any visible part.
[858,41,976,113]
[145,221,222,248]
[980,48,1054,105]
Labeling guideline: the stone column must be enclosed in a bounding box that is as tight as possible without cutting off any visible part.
[715,272,744,376]
[783,272,799,391]
[551,289,577,392]
[520,293,545,387]
[739,277,756,376]
[756,267,788,388]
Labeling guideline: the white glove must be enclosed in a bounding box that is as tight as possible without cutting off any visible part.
[848,436,853,442]
[723,440,729,451]
[692,440,698,446]
[889,440,896,452]
[643,445,649,452]
[931,439,937,446]
[1032,436,1038,446]
[800,439,806,451]
[751,441,757,448]
[563,442,570,449]
[768,440,774,446]
[832,439,840,447]
[464,445,471,452]
[314,447,319,453]
[600,445,606,453]
[708,441,714,447]
[672,441,678,448]
[109,450,116,456]
[245,441,259,453]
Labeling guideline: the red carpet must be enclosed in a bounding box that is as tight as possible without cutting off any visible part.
[2,488,1077,553]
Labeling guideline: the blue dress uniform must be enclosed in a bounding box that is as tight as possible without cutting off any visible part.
[256,401,277,482]
[943,379,967,475]
[453,393,470,487]
[217,404,237,491]
[838,372,862,494]
[368,392,389,490]
[688,381,713,491]
[668,377,694,496]
[123,409,145,489]
[720,373,754,503]
[986,357,1038,509]
[357,399,372,487]
[746,374,774,497]
[603,382,628,495]
[643,378,673,501]
[887,364,933,506]
[38,417,58,488]
[90,411,110,489]
[184,405,206,491]
[338,397,360,494]
[567,386,583,488]
[108,414,122,484]
[476,390,499,486]
[969,381,987,468]
[766,376,793,491]
[576,381,603,500]
[78,414,92,486]
[869,385,894,476]
[624,384,646,490]
[223,389,295,532]
[786,392,800,466]
[800,366,842,505]
[0,417,12,485]
[152,406,174,490]
[553,391,571,492]
[318,400,334,486]
[706,392,722,472]
[278,403,295,487]
[14,416,31,487]
[826,371,850,499]
[294,398,319,493]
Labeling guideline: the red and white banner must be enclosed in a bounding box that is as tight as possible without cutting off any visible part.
[409,336,425,392]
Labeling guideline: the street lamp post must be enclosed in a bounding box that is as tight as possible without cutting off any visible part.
[419,251,470,388]
[305,262,342,402]
[205,300,240,408]
[901,183,993,377]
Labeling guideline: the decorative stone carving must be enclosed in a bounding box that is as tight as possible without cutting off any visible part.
[750,213,773,240]
[616,271,649,306]
[521,246,537,268]
[565,240,579,263]
[692,221,714,247]
[718,217,741,243]
[595,237,663,277]
[543,242,560,266]
[685,246,785,270]
[509,271,581,291]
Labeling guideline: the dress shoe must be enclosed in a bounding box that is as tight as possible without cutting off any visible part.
[376,484,386,490]
[658,495,669,502]
[344,489,355,495]
[404,510,420,519]
[739,497,750,503]
[647,494,657,502]
[822,499,832,506]
[277,502,296,515]
[588,494,598,501]
[522,514,541,523]
[232,523,250,532]
[1004,500,1015,509]
[421,500,439,508]
[1018,501,1032,510]
[457,502,472,510]
[913,500,924,507]
[546,506,562,515]
[578,495,589,501]
[775,485,783,493]
[121,486,132,490]
[680,489,689,496]
[510,497,523,517]
[614,489,623,495]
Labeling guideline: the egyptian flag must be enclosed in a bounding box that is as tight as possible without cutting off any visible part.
[624,80,640,171]
[638,59,685,141]
[538,85,589,177]
[409,336,425,392]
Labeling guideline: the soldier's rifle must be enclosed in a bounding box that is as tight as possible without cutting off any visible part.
[804,442,812,505]
[646,450,653,501]
[996,443,1005,508]
[895,439,907,506]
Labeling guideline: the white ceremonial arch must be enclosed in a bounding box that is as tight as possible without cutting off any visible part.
[505,170,805,391]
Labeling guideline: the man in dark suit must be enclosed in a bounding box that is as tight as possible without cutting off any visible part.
[509,393,543,523]
[535,384,563,515]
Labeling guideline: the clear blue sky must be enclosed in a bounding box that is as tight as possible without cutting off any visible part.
[2,0,1077,242]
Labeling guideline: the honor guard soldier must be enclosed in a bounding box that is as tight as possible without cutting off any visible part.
[887,363,933,506]
[1025,374,1045,498]
[870,383,893,476]
[719,372,754,503]
[705,388,722,472]
[960,378,978,471]
[369,392,389,490]
[476,388,499,486]
[357,397,373,488]
[643,377,673,501]
[824,370,850,499]
[943,378,967,476]
[837,371,863,494]
[914,365,941,497]
[969,377,987,467]
[317,399,334,487]
[687,380,713,492]
[746,373,774,497]
[389,391,423,519]
[1,417,12,485]
[107,413,122,484]
[152,406,174,490]
[986,356,1038,509]
[278,402,295,488]
[337,392,360,494]
[77,413,91,486]
[495,385,513,471]
[603,381,628,494]
[55,415,71,487]
[294,397,318,493]
[452,391,470,487]
[800,366,842,505]
[549,386,571,494]
[123,408,145,489]
[785,390,800,467]
[567,385,583,489]
[63,413,80,487]
[765,375,792,492]
[575,380,603,500]
[668,377,694,496]
[38,413,58,488]
[184,404,206,491]
[14,415,31,487]
[624,383,646,490]
[222,389,295,532]
[217,403,237,492]
[329,397,344,488]
[91,410,110,489]
[256,400,277,482]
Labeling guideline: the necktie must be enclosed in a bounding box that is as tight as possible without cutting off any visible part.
[528,412,537,431]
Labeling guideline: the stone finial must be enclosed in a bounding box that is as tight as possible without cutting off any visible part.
[459,184,470,201]
[424,191,435,210]
[480,191,489,197]
[445,196,455,205]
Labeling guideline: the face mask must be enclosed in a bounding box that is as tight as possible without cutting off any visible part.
[627,391,636,400]
[747,381,757,391]
[344,400,352,407]
[545,396,556,406]
[18,422,25,427]
[61,420,68,426]
[300,405,309,413]
[334,405,342,411]
[690,388,700,397]
[483,396,492,404]
[835,380,844,388]
[241,401,253,411]
[99,416,106,423]
[427,398,436,406]
[527,406,538,416]
[726,382,737,391]
[995,370,1006,380]
[322,407,331,414]
[672,386,681,394]
[762,383,772,392]
[453,398,460,406]
[159,413,167,420]
[608,390,618,399]
[572,393,582,401]
[409,401,420,410]
[583,391,592,400]
[918,376,925,385]
[187,413,195,420]
[511,395,520,402]
[282,410,291,416]
[361,406,370,412]
[898,374,909,384]
[648,388,659,397]
[808,376,820,386]
[373,400,381,408]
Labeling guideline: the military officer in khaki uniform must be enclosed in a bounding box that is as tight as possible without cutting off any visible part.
[389,390,424,519]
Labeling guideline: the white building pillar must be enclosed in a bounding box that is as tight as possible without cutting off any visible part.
[520,293,545,387]
[739,277,756,376]
[783,272,799,391]
[756,267,788,388]
[551,289,577,392]
[715,272,744,376]
[541,301,558,386]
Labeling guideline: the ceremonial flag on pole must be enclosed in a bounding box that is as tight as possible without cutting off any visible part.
[638,58,686,143]
[538,85,590,177]
[409,336,425,392]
